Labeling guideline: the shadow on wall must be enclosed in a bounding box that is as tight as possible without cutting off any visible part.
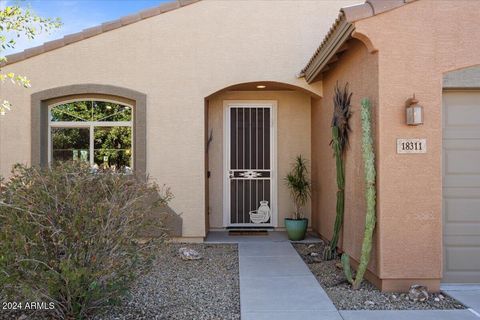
[138,202,183,238]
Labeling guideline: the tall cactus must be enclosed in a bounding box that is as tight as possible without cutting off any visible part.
[323,82,352,261]
[341,98,376,290]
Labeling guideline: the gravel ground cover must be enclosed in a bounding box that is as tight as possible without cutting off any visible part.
[98,243,240,320]
[293,242,465,311]
[1,243,240,320]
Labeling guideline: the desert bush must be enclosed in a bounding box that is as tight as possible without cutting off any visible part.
[0,162,172,319]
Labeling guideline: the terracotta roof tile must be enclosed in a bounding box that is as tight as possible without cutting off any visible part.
[101,19,123,32]
[43,38,65,52]
[82,25,103,39]
[120,13,142,26]
[23,46,45,59]
[341,0,411,23]
[302,12,346,74]
[301,0,417,82]
[5,52,25,64]
[139,7,162,19]
[368,0,406,14]
[341,3,373,21]
[158,1,181,13]
[63,32,84,45]
[179,0,198,6]
[2,0,201,66]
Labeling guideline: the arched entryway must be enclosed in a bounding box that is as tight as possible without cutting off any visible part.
[204,81,320,231]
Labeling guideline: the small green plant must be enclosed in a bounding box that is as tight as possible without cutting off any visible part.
[324,82,352,260]
[0,162,172,319]
[341,98,377,290]
[0,4,61,115]
[285,155,311,220]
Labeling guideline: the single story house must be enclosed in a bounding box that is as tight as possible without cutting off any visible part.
[0,0,479,291]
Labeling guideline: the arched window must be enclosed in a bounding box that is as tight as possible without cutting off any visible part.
[48,99,133,172]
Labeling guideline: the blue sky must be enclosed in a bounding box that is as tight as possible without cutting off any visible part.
[2,0,170,54]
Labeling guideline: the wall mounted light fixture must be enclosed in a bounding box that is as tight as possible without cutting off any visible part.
[405,94,423,125]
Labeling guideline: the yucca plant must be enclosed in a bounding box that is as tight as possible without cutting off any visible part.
[285,155,311,220]
[324,82,352,260]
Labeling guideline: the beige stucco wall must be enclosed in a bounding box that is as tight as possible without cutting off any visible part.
[0,0,361,238]
[348,0,480,290]
[208,90,311,229]
[311,39,379,272]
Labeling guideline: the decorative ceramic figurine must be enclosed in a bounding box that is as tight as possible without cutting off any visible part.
[249,200,270,223]
[257,201,270,222]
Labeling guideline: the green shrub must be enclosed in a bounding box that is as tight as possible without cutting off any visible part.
[284,155,311,220]
[0,162,172,319]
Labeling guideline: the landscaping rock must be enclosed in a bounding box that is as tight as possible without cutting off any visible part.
[293,243,465,311]
[179,247,202,260]
[408,284,429,302]
[95,243,239,320]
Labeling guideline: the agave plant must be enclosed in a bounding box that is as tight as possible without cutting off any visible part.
[324,82,352,260]
[331,82,353,150]
[285,155,311,220]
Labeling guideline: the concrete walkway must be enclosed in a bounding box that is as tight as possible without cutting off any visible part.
[206,230,321,243]
[238,241,341,320]
[442,284,480,317]
[340,310,478,319]
[205,231,480,320]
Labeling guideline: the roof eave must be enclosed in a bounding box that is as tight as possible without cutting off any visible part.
[303,19,355,84]
[1,0,201,67]
[301,0,414,84]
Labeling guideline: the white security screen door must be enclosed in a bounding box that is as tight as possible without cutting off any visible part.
[223,101,277,227]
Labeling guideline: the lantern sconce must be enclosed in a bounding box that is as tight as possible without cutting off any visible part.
[405,94,423,126]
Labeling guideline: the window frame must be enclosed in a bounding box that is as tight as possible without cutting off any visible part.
[32,84,147,178]
[48,98,134,169]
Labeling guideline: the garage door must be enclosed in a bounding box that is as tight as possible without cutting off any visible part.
[443,91,480,283]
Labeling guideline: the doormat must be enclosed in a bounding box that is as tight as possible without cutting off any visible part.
[229,230,269,236]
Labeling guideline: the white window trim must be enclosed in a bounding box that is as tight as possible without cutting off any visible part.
[47,99,134,168]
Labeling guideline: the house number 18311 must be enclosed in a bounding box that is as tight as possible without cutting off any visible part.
[402,141,422,151]
[396,138,427,154]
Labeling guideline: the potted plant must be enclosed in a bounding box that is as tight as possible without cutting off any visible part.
[284,155,311,241]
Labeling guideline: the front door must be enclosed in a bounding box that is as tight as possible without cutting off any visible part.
[224,101,276,227]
